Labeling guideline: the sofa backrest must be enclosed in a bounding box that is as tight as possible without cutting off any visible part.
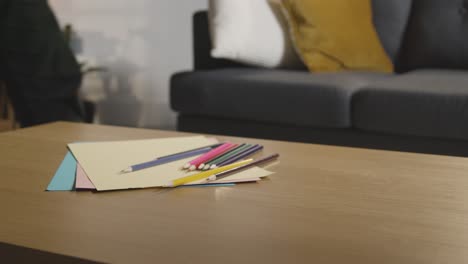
[397,0,468,72]
[193,11,249,70]
[371,0,413,64]
[193,0,414,71]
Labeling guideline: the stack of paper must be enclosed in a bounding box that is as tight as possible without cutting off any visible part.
[47,136,274,191]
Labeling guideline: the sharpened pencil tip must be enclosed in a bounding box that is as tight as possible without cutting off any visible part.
[120,167,132,174]
[207,175,216,181]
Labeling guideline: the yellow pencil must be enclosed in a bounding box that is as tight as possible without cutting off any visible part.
[164,159,253,187]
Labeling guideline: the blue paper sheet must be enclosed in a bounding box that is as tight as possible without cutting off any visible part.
[46,151,77,191]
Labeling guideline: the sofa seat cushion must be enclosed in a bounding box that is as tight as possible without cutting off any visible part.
[353,70,468,140]
[171,68,388,128]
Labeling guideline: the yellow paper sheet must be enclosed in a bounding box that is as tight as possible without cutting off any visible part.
[68,136,273,191]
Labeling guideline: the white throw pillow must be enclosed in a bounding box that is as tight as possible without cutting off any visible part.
[208,0,302,69]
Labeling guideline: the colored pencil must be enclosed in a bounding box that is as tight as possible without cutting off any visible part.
[120,146,215,173]
[198,143,247,170]
[214,144,263,168]
[158,142,222,160]
[207,153,279,181]
[183,142,234,170]
[204,143,252,170]
[189,143,239,171]
[164,159,254,187]
[202,144,251,170]
[182,142,231,169]
[189,144,237,171]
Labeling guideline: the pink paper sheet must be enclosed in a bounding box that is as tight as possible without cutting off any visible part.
[75,163,96,189]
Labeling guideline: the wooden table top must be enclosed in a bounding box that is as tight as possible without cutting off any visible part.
[2,122,468,263]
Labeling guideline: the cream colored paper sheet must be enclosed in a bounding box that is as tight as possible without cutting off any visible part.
[68,136,273,191]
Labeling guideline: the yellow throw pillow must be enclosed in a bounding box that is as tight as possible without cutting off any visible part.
[280,0,393,73]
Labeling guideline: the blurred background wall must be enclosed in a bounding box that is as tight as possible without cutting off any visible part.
[49,0,207,129]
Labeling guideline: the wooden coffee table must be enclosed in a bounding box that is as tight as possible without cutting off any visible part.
[2,122,468,263]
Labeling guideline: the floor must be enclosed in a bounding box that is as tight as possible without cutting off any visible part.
[0,118,15,132]
[0,86,16,132]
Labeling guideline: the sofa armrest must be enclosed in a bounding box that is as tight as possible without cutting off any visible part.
[193,11,248,70]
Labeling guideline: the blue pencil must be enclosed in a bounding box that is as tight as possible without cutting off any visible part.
[120,146,215,173]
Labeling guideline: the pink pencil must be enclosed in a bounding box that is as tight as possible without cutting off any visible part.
[188,143,238,171]
[183,143,234,170]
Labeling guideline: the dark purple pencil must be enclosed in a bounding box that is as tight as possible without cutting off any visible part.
[215,144,263,167]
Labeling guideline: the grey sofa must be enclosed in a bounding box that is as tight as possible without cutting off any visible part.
[171,0,468,157]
